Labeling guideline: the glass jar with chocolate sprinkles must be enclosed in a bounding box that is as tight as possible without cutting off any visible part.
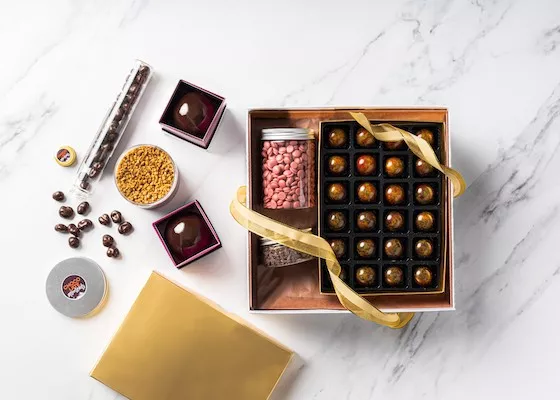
[260,229,314,268]
[70,59,153,198]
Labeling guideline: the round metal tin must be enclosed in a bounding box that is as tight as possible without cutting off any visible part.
[46,257,107,318]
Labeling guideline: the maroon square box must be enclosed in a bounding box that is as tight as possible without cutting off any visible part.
[153,200,222,268]
[159,80,226,149]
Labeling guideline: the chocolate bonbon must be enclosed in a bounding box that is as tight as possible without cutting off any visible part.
[328,155,347,175]
[384,238,404,258]
[414,266,433,286]
[415,159,434,176]
[384,266,404,286]
[327,128,347,147]
[385,139,404,150]
[329,239,346,258]
[385,157,404,177]
[59,206,74,219]
[261,128,315,209]
[52,191,65,202]
[415,211,434,231]
[78,219,93,231]
[327,211,346,231]
[110,211,123,224]
[385,211,404,231]
[355,127,375,147]
[355,155,376,175]
[415,239,433,258]
[327,183,346,201]
[55,224,68,233]
[415,184,435,204]
[107,247,120,258]
[355,266,376,286]
[357,182,377,203]
[416,129,434,146]
[356,239,375,258]
[384,184,405,205]
[356,211,376,231]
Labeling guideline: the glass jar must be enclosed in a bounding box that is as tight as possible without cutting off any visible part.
[260,235,313,268]
[261,128,316,209]
[70,60,153,199]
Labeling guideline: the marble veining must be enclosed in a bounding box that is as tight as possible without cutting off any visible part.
[1,0,560,399]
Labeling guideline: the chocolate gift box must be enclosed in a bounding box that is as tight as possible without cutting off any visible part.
[245,108,455,313]
[90,272,294,400]
[159,80,226,149]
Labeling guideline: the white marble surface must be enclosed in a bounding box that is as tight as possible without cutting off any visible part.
[1,0,560,398]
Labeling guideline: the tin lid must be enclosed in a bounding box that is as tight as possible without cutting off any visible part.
[261,128,314,141]
[55,146,77,167]
[46,257,107,318]
[260,228,312,246]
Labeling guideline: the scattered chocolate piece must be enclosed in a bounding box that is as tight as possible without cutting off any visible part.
[78,219,93,231]
[52,191,65,201]
[68,236,80,248]
[54,224,68,233]
[118,221,133,235]
[102,234,114,247]
[110,210,123,224]
[80,180,90,190]
[77,201,90,215]
[59,206,74,219]
[98,214,111,226]
[107,247,120,258]
[68,224,80,237]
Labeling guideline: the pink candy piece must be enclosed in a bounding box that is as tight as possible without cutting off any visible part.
[278,192,286,200]
[293,201,300,208]
[272,165,281,175]
[283,201,292,209]
[287,145,294,153]
[278,180,286,188]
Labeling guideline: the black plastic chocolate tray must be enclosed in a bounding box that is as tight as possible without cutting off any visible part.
[319,121,443,295]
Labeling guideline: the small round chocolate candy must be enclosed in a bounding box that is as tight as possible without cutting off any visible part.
[356,211,376,231]
[78,219,93,231]
[98,214,111,226]
[356,239,375,258]
[415,184,435,204]
[68,236,80,249]
[385,139,405,150]
[385,157,404,177]
[415,211,435,231]
[80,180,90,190]
[384,266,404,286]
[110,210,123,224]
[384,238,404,258]
[355,266,376,286]
[102,234,114,248]
[327,211,346,231]
[328,156,347,175]
[355,155,376,175]
[118,221,133,235]
[52,191,65,202]
[329,239,346,259]
[415,159,434,176]
[355,128,375,147]
[327,183,346,202]
[59,206,74,219]
[54,224,68,233]
[385,211,405,231]
[415,239,433,258]
[416,129,434,146]
[77,201,90,215]
[327,128,347,147]
[384,184,405,205]
[107,247,120,258]
[68,224,80,237]
[414,266,433,287]
[357,182,377,203]
[339,267,347,281]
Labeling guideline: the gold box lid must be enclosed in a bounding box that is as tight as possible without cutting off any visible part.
[91,272,293,400]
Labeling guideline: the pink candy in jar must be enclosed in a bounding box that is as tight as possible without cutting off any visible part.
[261,128,316,209]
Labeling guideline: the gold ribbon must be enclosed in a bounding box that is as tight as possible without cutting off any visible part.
[351,112,466,197]
[230,113,466,329]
